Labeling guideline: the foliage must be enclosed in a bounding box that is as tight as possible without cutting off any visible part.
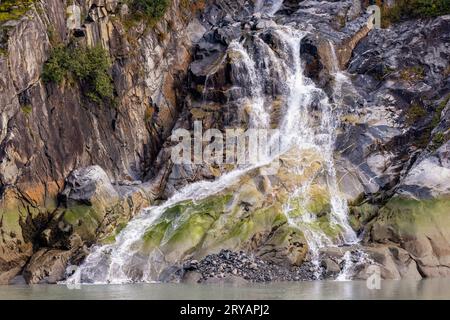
[406,103,427,125]
[0,0,35,23]
[379,0,450,26]
[42,45,115,103]
[129,0,171,25]
[399,65,425,82]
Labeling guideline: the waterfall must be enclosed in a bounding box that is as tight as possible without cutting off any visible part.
[228,40,271,129]
[255,0,283,16]
[67,22,359,285]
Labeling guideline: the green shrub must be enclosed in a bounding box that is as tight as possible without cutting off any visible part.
[42,45,114,103]
[381,0,450,25]
[406,103,427,125]
[0,0,35,23]
[129,0,171,25]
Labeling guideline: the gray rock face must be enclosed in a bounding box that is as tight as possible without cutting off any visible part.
[337,15,450,204]
[397,142,450,199]
[61,166,119,206]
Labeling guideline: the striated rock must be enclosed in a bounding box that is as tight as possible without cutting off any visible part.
[1,0,449,284]
[0,0,199,282]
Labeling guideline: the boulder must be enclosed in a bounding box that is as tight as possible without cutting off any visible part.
[23,249,72,284]
[321,258,341,276]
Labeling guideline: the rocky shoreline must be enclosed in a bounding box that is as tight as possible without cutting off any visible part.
[180,250,320,284]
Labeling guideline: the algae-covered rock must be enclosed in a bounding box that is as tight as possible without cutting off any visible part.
[369,197,450,277]
[0,188,35,284]
[142,194,232,261]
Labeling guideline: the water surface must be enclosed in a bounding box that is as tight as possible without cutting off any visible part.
[1,279,449,300]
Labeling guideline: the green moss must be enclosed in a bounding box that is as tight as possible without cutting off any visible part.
[42,45,115,104]
[63,205,101,242]
[100,221,129,244]
[309,215,343,240]
[349,203,380,232]
[143,219,171,248]
[285,187,331,218]
[226,206,282,242]
[376,197,450,237]
[400,66,425,82]
[20,104,32,115]
[0,0,35,23]
[431,131,447,149]
[0,209,24,239]
[142,195,232,255]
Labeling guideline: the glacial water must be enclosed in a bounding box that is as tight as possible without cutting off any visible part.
[2,280,450,300]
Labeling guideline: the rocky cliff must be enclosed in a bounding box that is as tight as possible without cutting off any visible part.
[0,0,449,284]
[0,0,204,284]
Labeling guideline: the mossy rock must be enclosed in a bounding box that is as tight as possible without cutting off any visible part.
[371,197,450,242]
[203,204,286,252]
[349,202,380,231]
[99,221,128,245]
[142,194,232,259]
[62,205,102,243]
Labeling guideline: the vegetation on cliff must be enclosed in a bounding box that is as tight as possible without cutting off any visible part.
[0,0,35,23]
[42,45,115,103]
[379,0,450,26]
[128,0,171,25]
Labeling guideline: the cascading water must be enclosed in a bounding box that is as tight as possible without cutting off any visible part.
[255,0,284,15]
[68,18,360,285]
[228,40,271,129]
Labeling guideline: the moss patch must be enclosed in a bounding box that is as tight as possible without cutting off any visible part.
[100,221,128,244]
[374,197,450,239]
[400,66,425,82]
[406,103,427,125]
[20,104,32,115]
[62,205,102,242]
[142,195,232,257]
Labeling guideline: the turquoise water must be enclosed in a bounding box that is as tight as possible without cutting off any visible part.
[1,279,450,300]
